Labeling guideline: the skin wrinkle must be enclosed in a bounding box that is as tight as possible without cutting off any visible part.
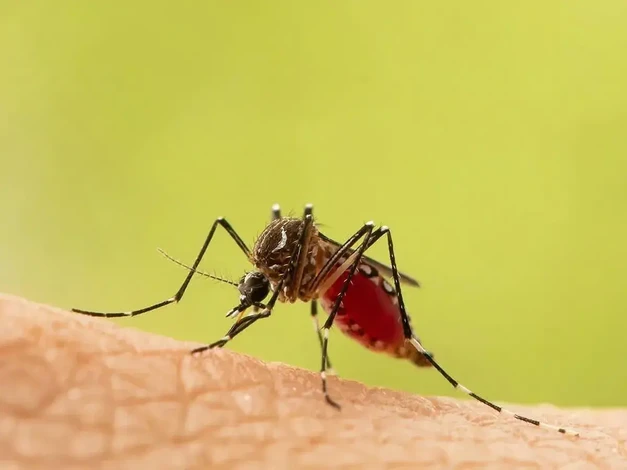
[0,294,625,470]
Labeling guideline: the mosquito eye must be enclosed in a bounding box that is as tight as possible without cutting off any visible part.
[248,275,270,303]
[238,272,270,303]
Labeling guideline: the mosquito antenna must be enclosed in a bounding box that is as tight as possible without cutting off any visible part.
[157,248,238,287]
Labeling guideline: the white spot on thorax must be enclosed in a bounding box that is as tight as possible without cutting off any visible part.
[272,227,288,252]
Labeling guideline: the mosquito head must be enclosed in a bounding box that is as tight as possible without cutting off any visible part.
[237,271,270,305]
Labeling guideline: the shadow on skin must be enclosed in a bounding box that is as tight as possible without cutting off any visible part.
[0,294,625,469]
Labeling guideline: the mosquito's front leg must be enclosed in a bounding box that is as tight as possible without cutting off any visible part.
[72,217,250,318]
[192,306,273,353]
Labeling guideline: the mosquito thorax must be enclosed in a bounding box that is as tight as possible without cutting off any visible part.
[252,217,331,302]
[237,271,270,304]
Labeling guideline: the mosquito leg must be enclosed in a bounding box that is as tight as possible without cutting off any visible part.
[303,204,333,372]
[310,223,381,295]
[377,226,580,436]
[72,217,250,318]
[311,300,334,373]
[303,203,313,217]
[191,301,275,354]
[319,222,375,409]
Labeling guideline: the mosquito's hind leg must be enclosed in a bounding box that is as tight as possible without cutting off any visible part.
[72,217,250,318]
[376,226,580,436]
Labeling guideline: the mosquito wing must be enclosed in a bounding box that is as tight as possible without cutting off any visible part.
[318,232,420,287]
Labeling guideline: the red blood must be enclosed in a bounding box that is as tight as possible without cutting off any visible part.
[319,268,405,350]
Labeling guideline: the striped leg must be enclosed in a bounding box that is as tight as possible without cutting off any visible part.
[318,222,375,408]
[72,217,250,318]
[311,300,334,374]
[408,338,579,435]
[192,302,274,354]
[379,227,580,437]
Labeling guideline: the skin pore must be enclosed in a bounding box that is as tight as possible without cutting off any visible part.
[0,294,625,470]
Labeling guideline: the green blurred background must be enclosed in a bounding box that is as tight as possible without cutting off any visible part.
[1,2,626,407]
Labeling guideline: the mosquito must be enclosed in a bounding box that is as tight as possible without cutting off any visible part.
[72,203,580,436]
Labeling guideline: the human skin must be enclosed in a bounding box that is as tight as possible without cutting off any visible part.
[0,294,625,470]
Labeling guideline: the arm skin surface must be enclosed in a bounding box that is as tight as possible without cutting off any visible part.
[0,294,625,470]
